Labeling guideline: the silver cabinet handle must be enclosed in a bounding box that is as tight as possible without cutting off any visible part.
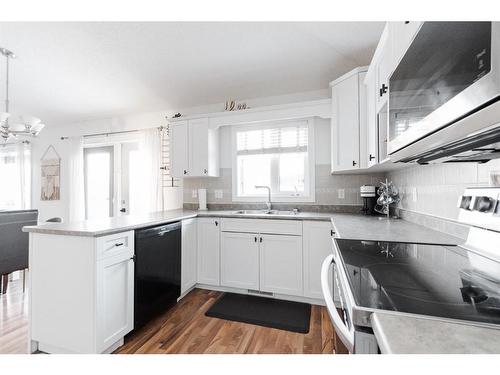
[321,254,354,352]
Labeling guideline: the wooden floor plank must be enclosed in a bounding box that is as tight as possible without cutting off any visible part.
[1,284,340,354]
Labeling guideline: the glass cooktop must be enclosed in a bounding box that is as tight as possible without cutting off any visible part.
[335,239,500,325]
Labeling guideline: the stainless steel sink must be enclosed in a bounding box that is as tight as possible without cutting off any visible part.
[231,209,297,216]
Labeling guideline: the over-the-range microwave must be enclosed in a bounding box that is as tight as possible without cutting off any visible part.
[389,22,500,164]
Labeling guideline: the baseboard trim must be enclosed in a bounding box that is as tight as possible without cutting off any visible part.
[195,283,325,306]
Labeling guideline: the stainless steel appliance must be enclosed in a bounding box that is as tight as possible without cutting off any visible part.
[322,187,500,353]
[389,22,500,164]
[134,221,181,328]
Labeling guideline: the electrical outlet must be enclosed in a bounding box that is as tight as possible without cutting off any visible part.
[411,187,418,202]
[214,189,223,199]
[338,189,345,199]
[192,189,198,198]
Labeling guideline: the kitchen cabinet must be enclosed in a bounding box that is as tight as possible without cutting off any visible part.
[259,234,303,296]
[170,117,219,178]
[390,21,422,69]
[96,252,134,353]
[181,218,197,295]
[330,67,368,172]
[303,221,333,300]
[374,26,391,111]
[220,231,259,290]
[29,230,135,353]
[364,69,379,167]
[197,217,220,286]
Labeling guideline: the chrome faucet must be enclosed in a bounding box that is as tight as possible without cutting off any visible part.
[255,185,272,211]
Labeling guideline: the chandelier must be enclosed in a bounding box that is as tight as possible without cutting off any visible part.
[0,47,45,142]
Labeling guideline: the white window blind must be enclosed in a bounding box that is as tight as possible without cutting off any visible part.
[236,123,308,156]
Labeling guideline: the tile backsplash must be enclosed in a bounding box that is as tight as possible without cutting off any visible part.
[183,165,385,208]
[388,160,500,221]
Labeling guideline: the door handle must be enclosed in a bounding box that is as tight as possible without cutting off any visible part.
[254,236,257,242]
[120,208,127,213]
[215,220,218,226]
[183,170,188,175]
[203,168,208,174]
[321,255,354,352]
[352,160,357,167]
[115,242,124,247]
[369,154,376,161]
[259,237,263,243]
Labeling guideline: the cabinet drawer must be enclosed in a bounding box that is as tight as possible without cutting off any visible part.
[220,218,302,236]
[95,231,134,260]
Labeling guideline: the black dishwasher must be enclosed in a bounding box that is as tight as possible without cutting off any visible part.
[134,221,181,328]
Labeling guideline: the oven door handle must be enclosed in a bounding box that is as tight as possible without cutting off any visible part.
[321,254,355,353]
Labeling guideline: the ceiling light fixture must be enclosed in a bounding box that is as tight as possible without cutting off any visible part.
[0,47,45,142]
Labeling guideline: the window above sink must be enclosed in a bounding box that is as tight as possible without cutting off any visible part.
[231,119,316,203]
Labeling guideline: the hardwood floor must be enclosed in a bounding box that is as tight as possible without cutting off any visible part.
[0,284,347,354]
[0,279,29,354]
[116,288,346,354]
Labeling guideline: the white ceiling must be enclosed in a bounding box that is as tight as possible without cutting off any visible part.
[0,22,384,126]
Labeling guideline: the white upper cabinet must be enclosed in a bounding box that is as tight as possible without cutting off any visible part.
[170,120,189,177]
[170,117,219,178]
[364,70,379,167]
[389,21,422,70]
[330,67,368,173]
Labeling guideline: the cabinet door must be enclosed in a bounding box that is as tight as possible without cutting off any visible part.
[259,234,303,296]
[221,232,259,290]
[331,73,361,172]
[375,37,392,110]
[189,118,210,177]
[303,221,333,300]
[365,71,379,167]
[197,217,220,286]
[170,120,189,177]
[96,253,134,352]
[181,218,197,295]
[390,21,422,69]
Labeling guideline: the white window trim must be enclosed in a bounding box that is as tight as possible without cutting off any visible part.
[231,118,316,203]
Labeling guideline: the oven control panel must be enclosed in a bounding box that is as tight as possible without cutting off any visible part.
[458,187,500,231]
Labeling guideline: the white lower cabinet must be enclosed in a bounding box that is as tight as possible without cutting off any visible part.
[259,234,303,296]
[181,218,198,295]
[303,221,333,299]
[220,232,259,290]
[197,217,221,286]
[96,252,134,353]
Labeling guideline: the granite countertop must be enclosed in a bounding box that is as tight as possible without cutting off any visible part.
[23,209,333,237]
[23,209,199,237]
[330,213,463,245]
[371,312,500,354]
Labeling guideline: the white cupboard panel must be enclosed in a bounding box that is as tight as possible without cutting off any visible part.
[96,253,134,353]
[170,120,189,177]
[181,218,197,294]
[197,217,220,286]
[259,234,303,296]
[303,221,333,300]
[221,232,259,290]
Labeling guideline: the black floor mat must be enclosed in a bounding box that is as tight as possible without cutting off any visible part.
[205,293,311,333]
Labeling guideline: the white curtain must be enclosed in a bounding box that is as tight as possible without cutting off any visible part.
[0,142,31,210]
[67,136,85,221]
[138,127,163,213]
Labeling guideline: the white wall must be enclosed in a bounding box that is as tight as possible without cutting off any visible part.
[30,89,330,220]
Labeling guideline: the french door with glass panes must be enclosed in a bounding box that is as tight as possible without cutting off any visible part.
[84,142,140,220]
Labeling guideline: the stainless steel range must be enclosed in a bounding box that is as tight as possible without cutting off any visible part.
[322,187,500,353]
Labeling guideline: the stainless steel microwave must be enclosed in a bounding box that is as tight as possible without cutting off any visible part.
[389,22,500,164]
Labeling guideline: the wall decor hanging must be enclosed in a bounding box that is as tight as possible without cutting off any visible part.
[40,145,61,201]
